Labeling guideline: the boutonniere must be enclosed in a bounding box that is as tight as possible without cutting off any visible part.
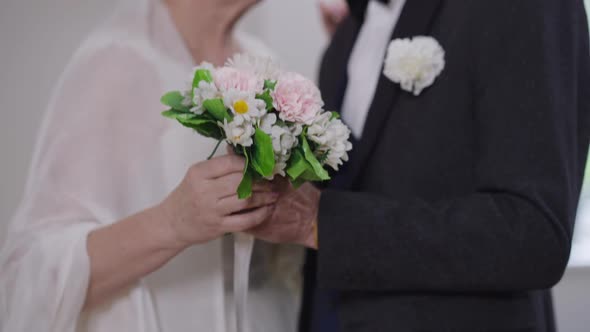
[383,36,445,96]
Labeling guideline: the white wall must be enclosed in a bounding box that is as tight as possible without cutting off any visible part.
[240,0,328,79]
[0,0,588,331]
[0,0,120,238]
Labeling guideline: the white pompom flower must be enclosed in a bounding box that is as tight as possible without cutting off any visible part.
[308,112,353,171]
[226,53,282,81]
[383,36,445,96]
[221,115,255,147]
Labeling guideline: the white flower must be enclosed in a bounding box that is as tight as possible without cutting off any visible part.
[258,113,277,134]
[270,157,290,179]
[221,115,255,147]
[181,61,217,109]
[271,125,299,155]
[181,90,193,108]
[191,80,219,114]
[308,112,353,171]
[264,123,301,179]
[383,36,445,96]
[226,53,282,81]
[290,123,303,137]
[223,90,267,121]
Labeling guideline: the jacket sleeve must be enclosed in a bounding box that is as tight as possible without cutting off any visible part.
[316,0,590,292]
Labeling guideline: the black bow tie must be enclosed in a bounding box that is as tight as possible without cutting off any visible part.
[347,0,391,20]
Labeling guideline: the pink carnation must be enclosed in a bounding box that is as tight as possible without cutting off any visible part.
[271,72,323,125]
[214,67,264,93]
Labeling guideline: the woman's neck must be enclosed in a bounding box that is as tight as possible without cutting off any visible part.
[165,0,252,65]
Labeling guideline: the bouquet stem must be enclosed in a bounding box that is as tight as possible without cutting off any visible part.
[207,139,224,160]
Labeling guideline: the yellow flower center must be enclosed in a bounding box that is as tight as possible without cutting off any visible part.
[233,100,249,114]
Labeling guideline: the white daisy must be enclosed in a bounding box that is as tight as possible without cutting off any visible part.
[223,90,267,121]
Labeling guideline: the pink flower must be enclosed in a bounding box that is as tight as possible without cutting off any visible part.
[214,67,264,94]
[271,72,324,125]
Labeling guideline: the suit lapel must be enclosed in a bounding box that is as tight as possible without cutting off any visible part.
[346,0,444,188]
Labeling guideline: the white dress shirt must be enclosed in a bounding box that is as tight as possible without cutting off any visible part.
[341,0,406,138]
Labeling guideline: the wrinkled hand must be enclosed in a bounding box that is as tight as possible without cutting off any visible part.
[247,179,321,249]
[160,155,278,249]
[319,0,349,36]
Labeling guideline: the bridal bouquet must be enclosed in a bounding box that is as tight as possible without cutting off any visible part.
[161,54,352,198]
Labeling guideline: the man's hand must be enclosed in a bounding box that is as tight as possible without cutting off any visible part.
[247,180,321,249]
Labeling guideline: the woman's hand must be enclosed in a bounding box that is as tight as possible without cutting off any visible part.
[160,154,279,248]
[85,154,277,310]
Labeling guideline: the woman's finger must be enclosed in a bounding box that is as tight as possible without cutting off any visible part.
[221,205,275,233]
[212,172,249,198]
[218,192,279,215]
[196,154,245,179]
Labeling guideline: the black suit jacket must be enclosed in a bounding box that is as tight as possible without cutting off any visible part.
[301,1,590,331]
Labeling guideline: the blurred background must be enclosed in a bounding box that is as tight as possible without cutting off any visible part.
[0,0,589,330]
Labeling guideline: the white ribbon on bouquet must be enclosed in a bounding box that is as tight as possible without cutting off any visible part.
[233,233,255,332]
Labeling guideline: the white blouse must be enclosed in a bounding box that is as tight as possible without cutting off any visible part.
[0,0,302,331]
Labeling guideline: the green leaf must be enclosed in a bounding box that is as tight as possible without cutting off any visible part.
[299,168,324,181]
[237,147,253,199]
[193,69,213,87]
[182,121,223,139]
[250,128,275,177]
[330,111,340,120]
[285,148,308,180]
[195,123,224,140]
[177,116,213,126]
[290,177,306,189]
[264,80,277,91]
[286,148,324,186]
[161,91,190,112]
[301,135,331,181]
[168,113,223,140]
[162,109,194,120]
[203,98,231,122]
[256,90,274,110]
